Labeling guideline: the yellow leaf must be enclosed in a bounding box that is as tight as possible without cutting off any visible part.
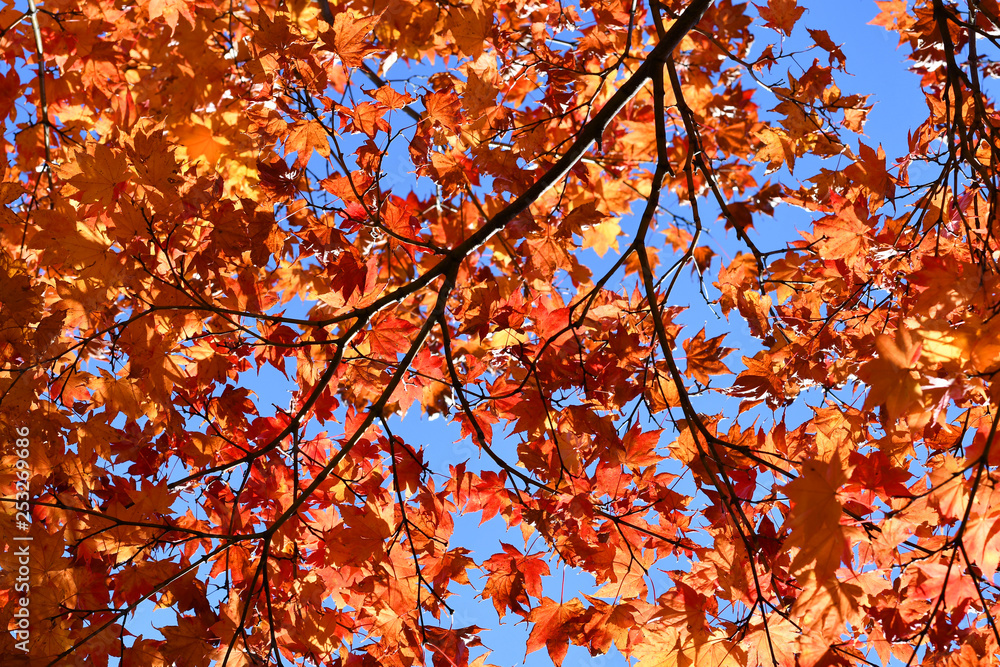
[582,219,621,257]
[914,319,971,365]
[484,328,529,349]
[753,127,795,174]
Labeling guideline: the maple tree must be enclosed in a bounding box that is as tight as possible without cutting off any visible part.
[3,0,1000,663]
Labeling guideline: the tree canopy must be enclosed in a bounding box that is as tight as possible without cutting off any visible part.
[2,0,1000,664]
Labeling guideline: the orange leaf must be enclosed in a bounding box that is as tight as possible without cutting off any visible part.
[755,0,806,36]
[784,457,849,579]
[813,207,870,263]
[325,10,382,67]
[176,123,227,166]
[424,91,462,132]
[581,218,621,257]
[65,143,129,206]
[285,121,331,168]
[525,597,585,667]
[682,328,734,385]
[753,127,795,174]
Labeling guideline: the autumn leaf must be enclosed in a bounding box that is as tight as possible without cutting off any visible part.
[736,289,771,339]
[285,120,332,168]
[159,618,215,667]
[812,208,870,264]
[753,127,796,173]
[63,143,129,206]
[784,457,849,580]
[176,123,228,166]
[147,0,196,30]
[324,10,382,67]
[370,85,415,110]
[450,1,493,58]
[0,177,24,227]
[728,353,788,411]
[525,598,586,667]
[808,29,846,68]
[869,0,911,31]
[424,91,463,133]
[580,219,622,257]
[755,0,806,35]
[580,597,636,654]
[682,328,734,384]
[481,544,549,619]
[788,573,863,663]
[340,101,390,139]
[633,625,746,667]
[859,329,925,421]
[365,315,419,359]
[618,425,665,470]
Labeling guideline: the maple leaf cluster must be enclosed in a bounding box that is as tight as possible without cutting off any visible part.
[2,0,1000,665]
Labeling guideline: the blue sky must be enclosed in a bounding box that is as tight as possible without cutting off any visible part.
[316,3,933,666]
[2,0,940,664]
[131,0,933,664]
[386,2,935,666]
